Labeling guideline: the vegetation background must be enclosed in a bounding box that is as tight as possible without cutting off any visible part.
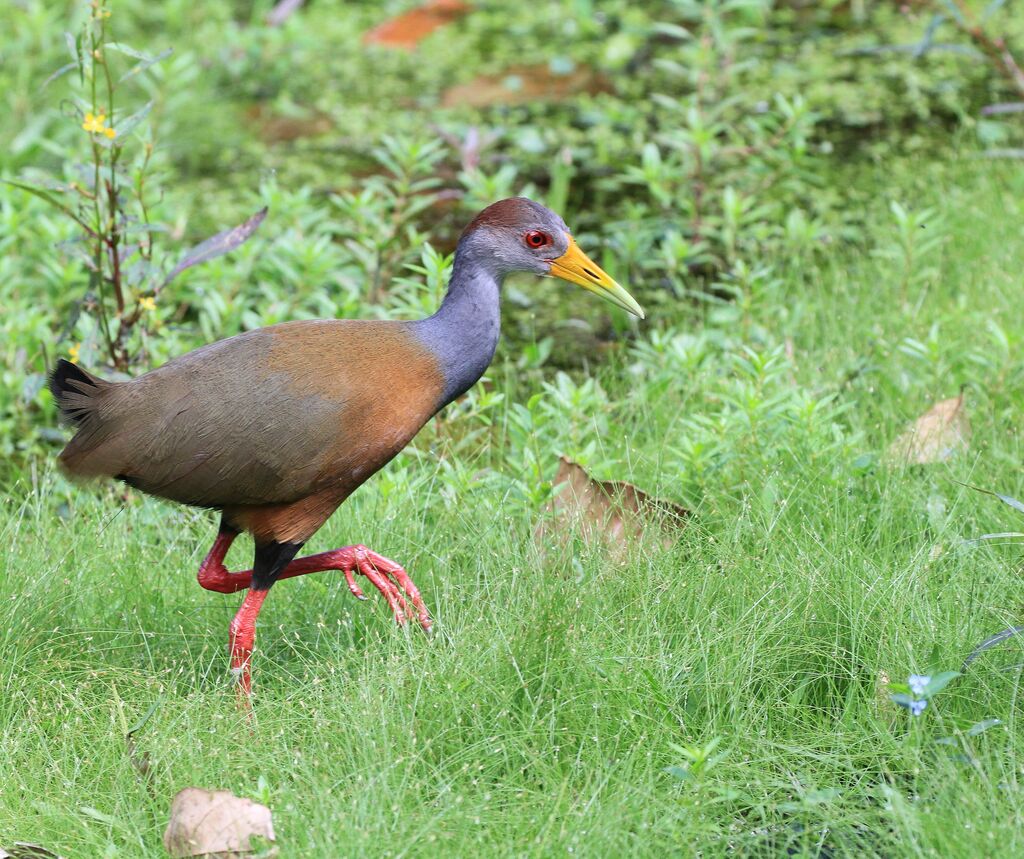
[2,0,1024,856]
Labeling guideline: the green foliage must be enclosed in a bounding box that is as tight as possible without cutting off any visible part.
[3,0,1023,472]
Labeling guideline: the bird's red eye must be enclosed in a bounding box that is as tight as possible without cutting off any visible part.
[524,230,550,249]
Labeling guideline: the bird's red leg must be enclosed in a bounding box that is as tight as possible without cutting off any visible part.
[196,532,430,630]
[197,529,251,594]
[228,587,268,698]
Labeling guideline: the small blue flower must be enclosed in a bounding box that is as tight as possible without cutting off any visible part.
[909,698,928,717]
[908,674,931,697]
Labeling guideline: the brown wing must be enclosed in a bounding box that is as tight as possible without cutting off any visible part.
[58,319,445,508]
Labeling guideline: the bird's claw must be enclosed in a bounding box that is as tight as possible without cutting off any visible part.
[337,545,432,632]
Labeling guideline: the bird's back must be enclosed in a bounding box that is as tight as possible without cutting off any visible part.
[54,319,446,510]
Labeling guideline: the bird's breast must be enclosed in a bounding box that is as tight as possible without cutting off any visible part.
[262,320,447,494]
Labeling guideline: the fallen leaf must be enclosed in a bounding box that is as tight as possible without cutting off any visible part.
[244,104,333,144]
[441,64,611,109]
[888,390,970,464]
[163,788,276,858]
[0,845,66,859]
[363,0,471,49]
[535,457,688,561]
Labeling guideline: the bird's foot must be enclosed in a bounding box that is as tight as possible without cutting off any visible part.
[322,545,432,632]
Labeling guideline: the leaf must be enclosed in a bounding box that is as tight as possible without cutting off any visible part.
[961,531,1024,547]
[955,481,1024,517]
[42,62,78,89]
[363,0,472,49]
[651,22,692,41]
[962,626,1024,670]
[163,788,276,858]
[939,0,966,25]
[112,101,152,139]
[126,698,160,788]
[127,698,161,736]
[21,373,45,402]
[0,179,78,221]
[912,14,946,59]
[103,42,157,62]
[981,102,1024,115]
[981,0,1008,21]
[118,47,173,83]
[966,718,1002,736]
[994,492,1024,516]
[888,390,970,464]
[534,457,688,562]
[245,104,333,144]
[922,670,960,697]
[844,42,983,59]
[441,64,611,108]
[0,845,66,859]
[664,765,693,781]
[267,0,306,26]
[159,207,268,291]
[79,806,120,826]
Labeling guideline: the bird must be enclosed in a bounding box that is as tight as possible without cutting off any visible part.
[49,197,645,697]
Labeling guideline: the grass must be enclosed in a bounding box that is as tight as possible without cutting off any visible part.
[3,155,1024,857]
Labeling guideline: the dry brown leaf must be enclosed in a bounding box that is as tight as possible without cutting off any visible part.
[535,457,688,561]
[363,0,471,49]
[441,65,612,109]
[244,105,333,144]
[888,390,971,464]
[0,845,66,859]
[163,788,276,859]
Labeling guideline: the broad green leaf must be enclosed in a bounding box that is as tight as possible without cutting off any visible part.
[923,671,960,698]
[995,492,1024,515]
[112,101,152,139]
[966,718,1001,736]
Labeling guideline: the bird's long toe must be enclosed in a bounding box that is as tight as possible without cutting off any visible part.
[368,552,431,632]
[332,545,431,632]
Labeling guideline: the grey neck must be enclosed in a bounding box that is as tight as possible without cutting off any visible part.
[410,247,502,409]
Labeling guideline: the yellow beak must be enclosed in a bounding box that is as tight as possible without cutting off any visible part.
[547,235,645,319]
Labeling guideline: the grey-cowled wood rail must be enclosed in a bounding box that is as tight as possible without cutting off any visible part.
[49,197,645,696]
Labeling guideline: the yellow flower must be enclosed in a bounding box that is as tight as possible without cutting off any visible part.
[82,111,107,134]
[68,343,81,365]
[138,296,156,312]
[82,111,116,138]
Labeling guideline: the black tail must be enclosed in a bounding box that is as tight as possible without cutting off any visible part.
[49,358,107,427]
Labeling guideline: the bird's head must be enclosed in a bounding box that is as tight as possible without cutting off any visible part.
[458,197,645,319]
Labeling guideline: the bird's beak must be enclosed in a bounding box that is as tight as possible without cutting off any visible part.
[547,235,645,319]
